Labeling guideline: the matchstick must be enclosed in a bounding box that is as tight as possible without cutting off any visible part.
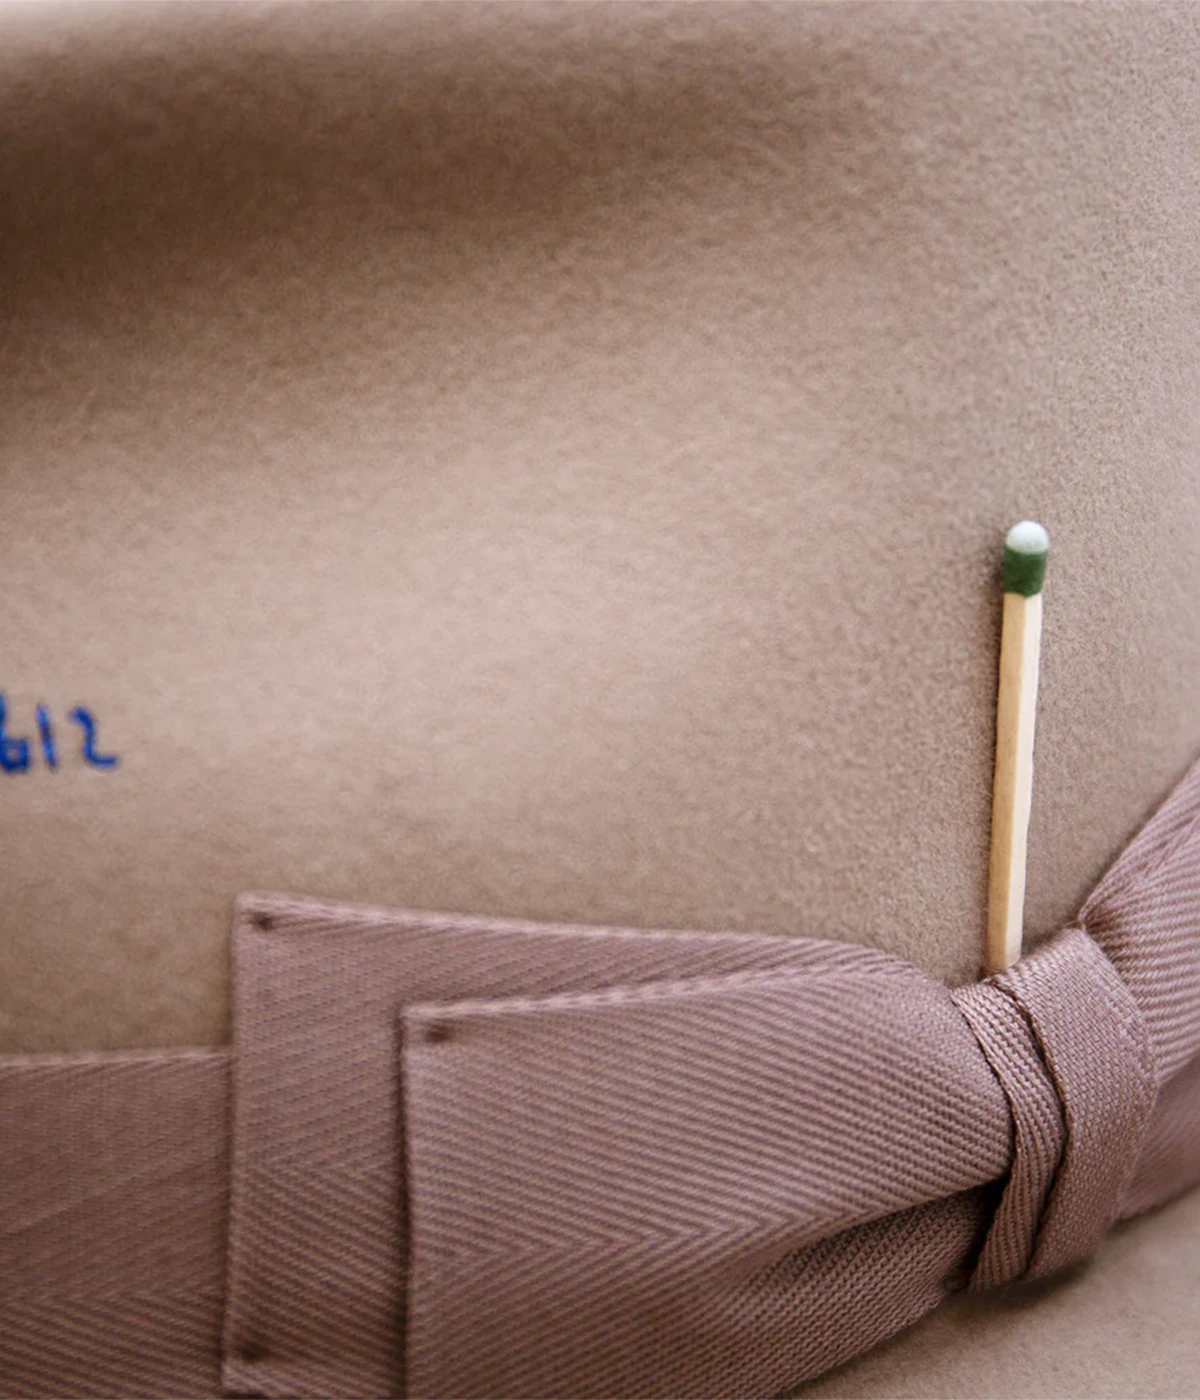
[986,520,1050,973]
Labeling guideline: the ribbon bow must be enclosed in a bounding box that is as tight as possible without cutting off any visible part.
[212,758,1200,1399]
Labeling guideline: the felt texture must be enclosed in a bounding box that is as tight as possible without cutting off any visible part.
[1,0,1198,1067]
[1,8,1199,1394]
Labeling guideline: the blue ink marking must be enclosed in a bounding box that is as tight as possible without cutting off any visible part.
[69,707,120,769]
[35,704,58,770]
[0,693,31,773]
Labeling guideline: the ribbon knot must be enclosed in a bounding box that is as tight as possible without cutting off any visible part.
[203,760,1200,1398]
[954,925,1158,1289]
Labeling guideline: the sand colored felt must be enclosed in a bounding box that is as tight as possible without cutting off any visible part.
[3,2,1199,1056]
[2,7,1200,1395]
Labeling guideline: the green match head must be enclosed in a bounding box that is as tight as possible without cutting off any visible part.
[1003,520,1050,596]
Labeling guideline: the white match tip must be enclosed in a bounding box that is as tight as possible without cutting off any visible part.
[1006,520,1050,555]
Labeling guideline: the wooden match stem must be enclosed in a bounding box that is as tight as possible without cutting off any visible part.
[986,588,1043,972]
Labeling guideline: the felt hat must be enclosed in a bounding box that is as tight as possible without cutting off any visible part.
[3,5,1198,1396]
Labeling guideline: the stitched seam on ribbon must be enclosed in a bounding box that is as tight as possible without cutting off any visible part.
[401,963,919,1022]
[235,890,900,963]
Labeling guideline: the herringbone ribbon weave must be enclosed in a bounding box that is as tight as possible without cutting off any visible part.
[3,755,1200,1398]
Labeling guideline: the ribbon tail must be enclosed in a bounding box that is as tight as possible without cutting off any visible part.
[401,961,1007,1398]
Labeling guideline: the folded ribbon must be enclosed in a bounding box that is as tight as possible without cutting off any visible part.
[955,927,1157,1288]
[223,756,1200,1399]
[4,757,1200,1399]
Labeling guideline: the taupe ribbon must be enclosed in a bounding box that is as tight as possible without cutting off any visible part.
[3,758,1200,1399]
[955,927,1157,1288]
[230,755,1200,1399]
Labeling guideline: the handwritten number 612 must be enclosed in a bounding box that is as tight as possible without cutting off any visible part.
[0,695,119,773]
